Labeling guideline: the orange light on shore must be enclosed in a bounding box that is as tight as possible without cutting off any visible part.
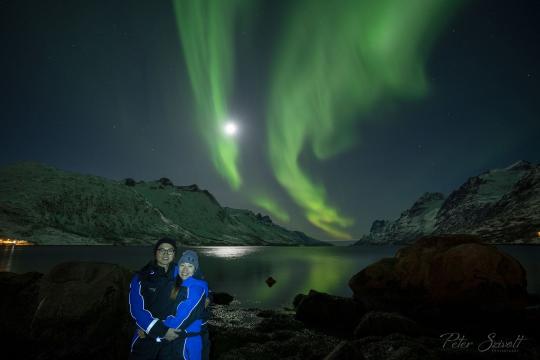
[537,231,540,238]
[0,238,33,246]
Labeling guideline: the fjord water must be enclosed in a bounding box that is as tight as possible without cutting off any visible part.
[1,245,539,309]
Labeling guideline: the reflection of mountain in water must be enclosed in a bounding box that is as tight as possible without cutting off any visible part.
[0,162,324,246]
[356,161,540,245]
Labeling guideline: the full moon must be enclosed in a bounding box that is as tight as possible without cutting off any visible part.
[223,121,238,136]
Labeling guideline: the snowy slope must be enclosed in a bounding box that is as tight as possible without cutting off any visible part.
[434,161,530,233]
[0,163,324,245]
[356,161,540,245]
[357,192,445,244]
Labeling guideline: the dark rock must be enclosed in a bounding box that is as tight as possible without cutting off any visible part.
[324,341,366,360]
[256,309,276,318]
[256,313,304,333]
[370,219,390,234]
[529,293,540,306]
[524,306,540,340]
[215,330,340,360]
[179,184,200,191]
[328,333,540,360]
[346,334,440,360]
[0,271,43,358]
[158,177,173,186]
[293,293,307,309]
[348,257,414,312]
[295,290,365,334]
[209,305,340,359]
[354,311,422,338]
[209,306,339,360]
[349,235,528,313]
[31,262,133,360]
[210,324,271,359]
[256,213,273,224]
[212,291,234,305]
[265,276,276,287]
[217,335,340,360]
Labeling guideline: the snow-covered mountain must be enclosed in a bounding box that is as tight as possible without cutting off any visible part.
[356,161,540,245]
[0,163,325,246]
[359,192,445,244]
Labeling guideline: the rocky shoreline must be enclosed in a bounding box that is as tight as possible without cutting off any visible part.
[1,235,539,359]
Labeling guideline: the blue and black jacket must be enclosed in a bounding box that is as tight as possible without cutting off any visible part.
[129,262,209,341]
[161,276,209,337]
[129,261,179,336]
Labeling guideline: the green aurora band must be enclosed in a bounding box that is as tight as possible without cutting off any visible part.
[252,194,290,223]
[172,0,253,190]
[267,0,462,239]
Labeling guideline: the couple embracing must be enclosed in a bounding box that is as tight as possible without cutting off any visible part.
[129,238,210,360]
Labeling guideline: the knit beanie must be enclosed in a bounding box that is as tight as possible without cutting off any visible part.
[178,250,199,272]
[153,237,177,254]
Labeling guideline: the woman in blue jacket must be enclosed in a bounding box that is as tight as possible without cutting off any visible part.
[164,250,210,360]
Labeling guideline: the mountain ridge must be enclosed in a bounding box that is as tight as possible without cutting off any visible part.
[355,161,540,245]
[0,162,326,246]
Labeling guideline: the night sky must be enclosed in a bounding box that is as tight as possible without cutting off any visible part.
[1,0,539,241]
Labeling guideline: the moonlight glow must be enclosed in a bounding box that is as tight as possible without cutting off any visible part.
[223,121,238,136]
[171,0,253,190]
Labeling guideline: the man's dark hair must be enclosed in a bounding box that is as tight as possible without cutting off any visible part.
[153,237,177,254]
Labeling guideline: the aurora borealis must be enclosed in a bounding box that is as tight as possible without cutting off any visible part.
[171,0,253,190]
[1,0,539,241]
[266,0,461,238]
[172,0,462,239]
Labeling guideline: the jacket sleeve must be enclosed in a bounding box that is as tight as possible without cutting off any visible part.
[128,274,159,333]
[148,284,206,337]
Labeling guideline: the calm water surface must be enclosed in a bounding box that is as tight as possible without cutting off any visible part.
[1,245,538,309]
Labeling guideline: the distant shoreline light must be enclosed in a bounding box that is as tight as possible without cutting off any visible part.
[0,238,33,246]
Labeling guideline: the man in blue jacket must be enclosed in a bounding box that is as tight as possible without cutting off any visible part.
[128,237,180,359]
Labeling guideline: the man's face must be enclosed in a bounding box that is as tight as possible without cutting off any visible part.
[155,244,175,269]
[179,263,195,280]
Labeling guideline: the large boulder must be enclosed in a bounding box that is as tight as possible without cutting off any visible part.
[212,291,234,305]
[349,235,528,313]
[30,262,133,360]
[354,311,422,338]
[0,271,43,358]
[294,290,365,334]
[324,341,366,360]
[324,334,440,360]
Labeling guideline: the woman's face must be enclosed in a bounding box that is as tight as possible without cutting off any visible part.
[179,262,195,280]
